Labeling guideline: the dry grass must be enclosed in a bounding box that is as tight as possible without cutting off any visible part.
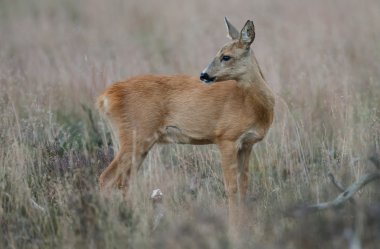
[1,0,380,248]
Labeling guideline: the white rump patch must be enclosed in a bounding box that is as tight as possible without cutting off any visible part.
[103,96,109,113]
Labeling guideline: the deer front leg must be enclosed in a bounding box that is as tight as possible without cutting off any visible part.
[238,144,253,203]
[218,141,239,223]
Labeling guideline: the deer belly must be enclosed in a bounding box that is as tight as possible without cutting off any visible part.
[158,126,213,145]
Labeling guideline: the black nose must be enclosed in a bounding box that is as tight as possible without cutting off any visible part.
[200,72,210,81]
[200,72,215,83]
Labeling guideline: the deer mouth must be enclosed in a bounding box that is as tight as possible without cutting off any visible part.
[202,78,216,83]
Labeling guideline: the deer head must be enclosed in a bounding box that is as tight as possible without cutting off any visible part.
[200,18,256,84]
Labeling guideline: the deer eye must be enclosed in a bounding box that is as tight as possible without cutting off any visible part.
[221,55,231,62]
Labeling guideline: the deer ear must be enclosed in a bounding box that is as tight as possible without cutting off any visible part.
[239,20,255,48]
[224,17,239,40]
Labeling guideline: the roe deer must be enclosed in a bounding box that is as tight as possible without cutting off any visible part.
[97,18,275,217]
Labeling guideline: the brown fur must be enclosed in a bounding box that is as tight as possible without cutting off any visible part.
[97,19,275,221]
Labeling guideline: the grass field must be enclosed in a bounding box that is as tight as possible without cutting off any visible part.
[1,0,380,248]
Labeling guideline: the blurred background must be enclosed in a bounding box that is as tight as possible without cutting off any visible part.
[0,0,379,248]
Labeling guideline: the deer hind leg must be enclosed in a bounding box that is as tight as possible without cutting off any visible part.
[238,144,253,203]
[99,151,122,190]
[99,131,158,193]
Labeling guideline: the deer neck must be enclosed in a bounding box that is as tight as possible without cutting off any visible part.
[236,51,275,116]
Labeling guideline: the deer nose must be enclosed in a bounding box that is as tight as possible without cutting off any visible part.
[200,72,210,81]
[200,72,215,83]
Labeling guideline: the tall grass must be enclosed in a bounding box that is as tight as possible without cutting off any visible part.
[0,0,379,248]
